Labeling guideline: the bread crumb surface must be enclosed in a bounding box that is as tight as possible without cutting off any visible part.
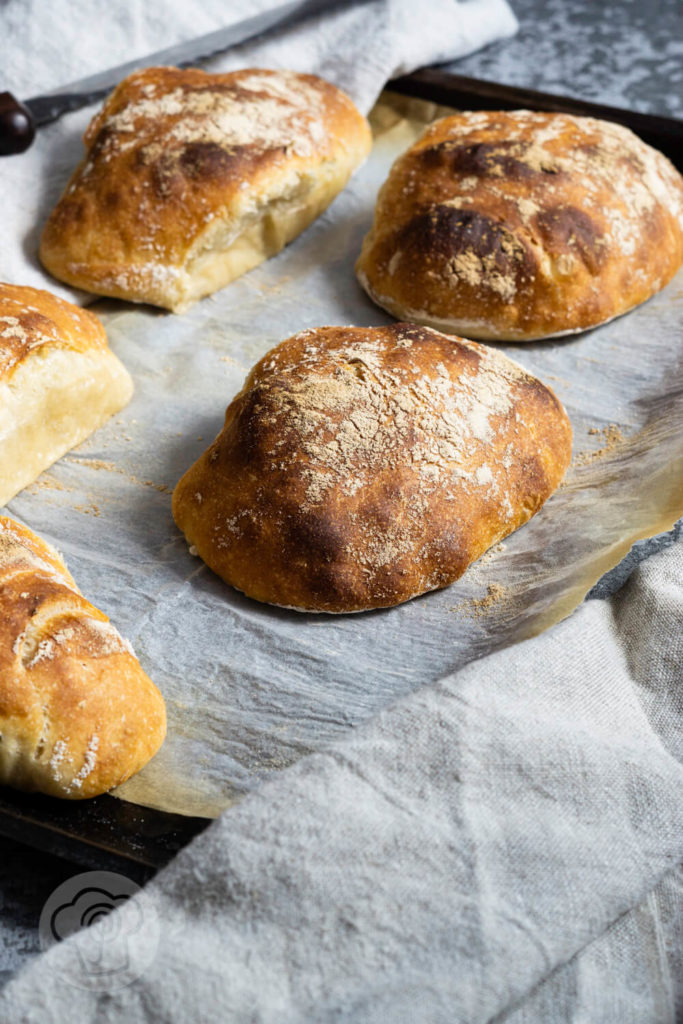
[575,423,625,465]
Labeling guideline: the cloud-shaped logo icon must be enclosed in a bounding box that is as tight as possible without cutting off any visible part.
[50,886,133,939]
[39,871,159,991]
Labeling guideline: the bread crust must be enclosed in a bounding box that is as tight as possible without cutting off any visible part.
[0,282,133,506]
[172,323,572,613]
[356,111,683,341]
[0,517,166,799]
[40,67,372,313]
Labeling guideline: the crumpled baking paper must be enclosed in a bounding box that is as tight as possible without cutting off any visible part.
[6,94,683,817]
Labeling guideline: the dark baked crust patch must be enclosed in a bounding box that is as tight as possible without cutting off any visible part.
[172,323,572,612]
[357,111,683,341]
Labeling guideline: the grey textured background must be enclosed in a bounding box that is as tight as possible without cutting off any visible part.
[1,0,681,988]
[448,0,683,117]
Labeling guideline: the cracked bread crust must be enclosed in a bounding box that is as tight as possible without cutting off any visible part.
[0,517,166,799]
[40,66,372,313]
[356,111,683,341]
[172,323,572,613]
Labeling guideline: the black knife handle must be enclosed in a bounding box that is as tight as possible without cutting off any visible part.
[0,91,36,155]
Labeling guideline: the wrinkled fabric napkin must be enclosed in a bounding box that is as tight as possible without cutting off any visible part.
[2,2,682,1021]
[1,537,681,1023]
[0,0,518,296]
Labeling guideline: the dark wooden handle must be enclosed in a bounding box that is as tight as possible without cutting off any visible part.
[0,91,36,155]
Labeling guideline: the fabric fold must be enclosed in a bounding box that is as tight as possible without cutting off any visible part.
[1,540,681,1022]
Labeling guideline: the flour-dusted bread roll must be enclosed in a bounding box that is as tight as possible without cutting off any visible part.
[356,111,683,341]
[0,517,166,798]
[172,323,572,613]
[0,282,133,507]
[40,67,372,313]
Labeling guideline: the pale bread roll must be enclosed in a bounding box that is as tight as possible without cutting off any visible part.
[0,282,133,507]
[173,323,572,613]
[0,517,166,799]
[356,111,683,341]
[40,67,372,313]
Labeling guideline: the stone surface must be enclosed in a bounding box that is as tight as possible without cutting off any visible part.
[1,0,681,986]
[445,0,682,117]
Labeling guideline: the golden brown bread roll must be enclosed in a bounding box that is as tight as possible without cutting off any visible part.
[40,67,372,313]
[172,323,572,613]
[0,282,133,507]
[0,517,166,798]
[356,111,683,341]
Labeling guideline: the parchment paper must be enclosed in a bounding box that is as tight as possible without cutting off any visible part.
[6,94,683,817]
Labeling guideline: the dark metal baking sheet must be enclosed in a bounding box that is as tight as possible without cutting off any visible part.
[0,787,208,877]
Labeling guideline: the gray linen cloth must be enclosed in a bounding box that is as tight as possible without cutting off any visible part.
[1,537,681,1022]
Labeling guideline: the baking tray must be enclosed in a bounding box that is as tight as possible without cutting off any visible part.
[1,70,681,874]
